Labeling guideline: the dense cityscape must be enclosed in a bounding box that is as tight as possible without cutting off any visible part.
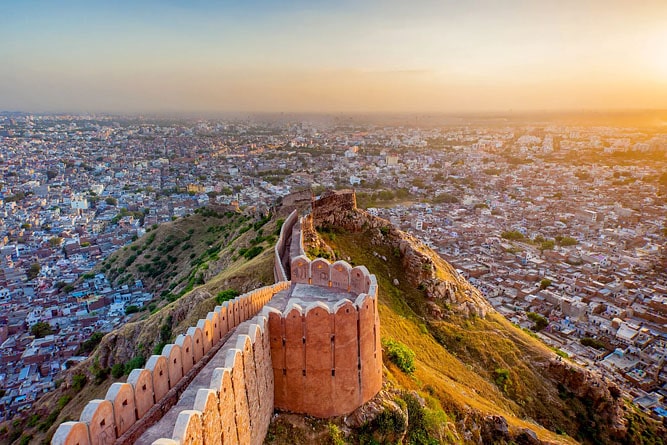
[0,112,665,424]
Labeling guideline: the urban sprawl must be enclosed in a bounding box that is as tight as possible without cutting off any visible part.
[0,113,665,421]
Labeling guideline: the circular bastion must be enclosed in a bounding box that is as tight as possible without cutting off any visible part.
[263,255,382,418]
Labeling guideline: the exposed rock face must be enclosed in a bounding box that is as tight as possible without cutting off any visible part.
[547,358,627,438]
[347,396,408,444]
[310,190,490,319]
[344,387,402,429]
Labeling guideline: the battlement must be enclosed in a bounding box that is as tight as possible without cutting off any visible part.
[141,314,275,445]
[265,289,381,417]
[273,210,299,282]
[290,255,377,296]
[52,283,288,445]
[54,208,382,445]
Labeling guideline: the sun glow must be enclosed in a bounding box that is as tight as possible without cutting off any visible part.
[644,30,667,79]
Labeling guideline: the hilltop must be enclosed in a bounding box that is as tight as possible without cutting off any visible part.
[266,190,665,445]
[4,193,665,445]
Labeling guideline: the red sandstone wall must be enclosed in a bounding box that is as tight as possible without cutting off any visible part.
[53,252,382,444]
[274,210,299,282]
[158,315,275,445]
[52,282,288,445]
[268,284,382,418]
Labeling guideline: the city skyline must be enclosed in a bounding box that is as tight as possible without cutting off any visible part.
[2,0,667,113]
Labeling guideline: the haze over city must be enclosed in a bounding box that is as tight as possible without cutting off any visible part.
[2,0,667,113]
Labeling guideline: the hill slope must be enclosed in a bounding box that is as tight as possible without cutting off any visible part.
[0,207,286,445]
[273,191,665,445]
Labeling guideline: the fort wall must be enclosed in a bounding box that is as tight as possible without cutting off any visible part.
[52,282,288,445]
[274,210,299,282]
[148,313,274,445]
[54,200,382,445]
[267,256,382,418]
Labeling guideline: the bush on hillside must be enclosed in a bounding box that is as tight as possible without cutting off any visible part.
[382,338,416,374]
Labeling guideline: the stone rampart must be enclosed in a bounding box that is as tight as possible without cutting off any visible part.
[54,202,383,445]
[290,255,377,296]
[270,256,382,418]
[274,210,299,282]
[148,313,274,445]
[52,282,289,445]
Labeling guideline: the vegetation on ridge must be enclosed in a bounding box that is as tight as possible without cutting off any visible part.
[300,210,666,445]
[0,206,285,445]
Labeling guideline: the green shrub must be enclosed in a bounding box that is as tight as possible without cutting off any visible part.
[111,363,125,378]
[216,289,240,304]
[358,402,407,444]
[57,395,72,410]
[26,414,40,427]
[274,218,285,235]
[382,338,416,374]
[539,278,552,290]
[125,356,146,374]
[78,334,105,356]
[501,230,524,241]
[328,423,345,445]
[72,373,87,392]
[243,245,263,260]
[581,337,606,350]
[494,368,511,393]
[125,305,140,315]
[527,312,548,331]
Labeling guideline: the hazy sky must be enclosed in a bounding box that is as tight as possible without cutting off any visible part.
[1,0,667,113]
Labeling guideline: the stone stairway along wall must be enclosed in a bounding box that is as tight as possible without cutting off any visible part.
[52,282,289,445]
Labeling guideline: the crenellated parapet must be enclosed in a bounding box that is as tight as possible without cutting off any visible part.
[54,210,383,444]
[291,255,377,296]
[149,314,274,445]
[267,256,382,418]
[52,282,289,445]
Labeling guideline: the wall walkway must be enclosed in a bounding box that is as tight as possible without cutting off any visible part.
[53,206,382,445]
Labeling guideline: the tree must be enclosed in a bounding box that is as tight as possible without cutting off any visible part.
[46,170,58,180]
[527,312,548,331]
[105,197,117,206]
[216,289,240,304]
[540,239,555,251]
[581,337,606,350]
[48,236,63,248]
[30,322,53,338]
[501,230,524,241]
[27,263,41,280]
[539,278,552,290]
[556,236,578,246]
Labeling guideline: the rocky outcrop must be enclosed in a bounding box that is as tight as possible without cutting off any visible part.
[547,358,627,438]
[310,190,491,319]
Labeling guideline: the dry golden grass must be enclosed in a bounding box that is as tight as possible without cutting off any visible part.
[324,229,579,444]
